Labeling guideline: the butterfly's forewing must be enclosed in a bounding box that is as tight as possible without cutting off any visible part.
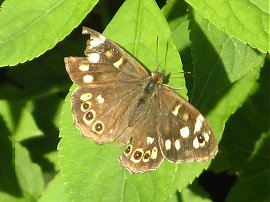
[157,86,218,162]
[64,27,149,143]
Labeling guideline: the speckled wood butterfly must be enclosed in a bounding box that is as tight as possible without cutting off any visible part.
[64,27,218,174]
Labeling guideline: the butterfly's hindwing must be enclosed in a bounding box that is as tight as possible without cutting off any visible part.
[119,99,164,173]
[65,27,218,174]
[71,85,139,143]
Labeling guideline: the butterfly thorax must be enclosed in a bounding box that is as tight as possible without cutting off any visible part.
[128,72,165,127]
[146,72,166,94]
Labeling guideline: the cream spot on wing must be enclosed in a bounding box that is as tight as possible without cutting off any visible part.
[193,137,200,149]
[151,147,158,159]
[198,114,204,122]
[96,95,104,104]
[194,114,204,133]
[80,93,92,101]
[98,34,106,41]
[180,126,190,138]
[165,139,172,150]
[146,137,154,145]
[172,104,181,116]
[105,50,113,58]
[113,58,124,68]
[87,53,100,63]
[200,140,206,147]
[109,129,114,134]
[83,75,94,83]
[79,64,89,71]
[204,132,210,142]
[182,112,189,121]
[89,37,103,48]
[82,28,88,34]
[174,139,181,150]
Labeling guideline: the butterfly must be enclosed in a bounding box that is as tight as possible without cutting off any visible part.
[64,27,218,174]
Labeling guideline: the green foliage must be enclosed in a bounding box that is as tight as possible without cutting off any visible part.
[186,0,269,52]
[0,0,269,201]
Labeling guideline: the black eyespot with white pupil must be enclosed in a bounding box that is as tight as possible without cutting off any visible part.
[95,122,103,131]
[82,102,90,110]
[85,111,94,120]
[134,150,142,160]
[125,145,131,154]
[197,134,205,143]
[144,152,150,160]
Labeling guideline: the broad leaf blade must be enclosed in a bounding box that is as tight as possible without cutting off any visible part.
[186,0,270,52]
[0,0,98,67]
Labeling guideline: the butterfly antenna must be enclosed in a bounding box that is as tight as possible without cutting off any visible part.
[164,41,169,73]
[170,71,192,75]
[171,72,191,79]
[155,36,161,73]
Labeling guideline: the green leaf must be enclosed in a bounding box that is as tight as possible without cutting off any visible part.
[185,0,270,52]
[162,0,191,52]
[212,62,270,199]
[0,100,44,200]
[189,11,265,140]
[0,100,42,141]
[180,187,212,202]
[15,143,44,198]
[39,174,67,202]
[0,34,83,100]
[0,0,98,67]
[0,140,44,201]
[58,1,266,202]
[59,0,217,201]
[226,131,270,202]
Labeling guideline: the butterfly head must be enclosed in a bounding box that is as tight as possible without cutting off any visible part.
[147,71,167,92]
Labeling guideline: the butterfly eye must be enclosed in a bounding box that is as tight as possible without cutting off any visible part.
[146,81,156,92]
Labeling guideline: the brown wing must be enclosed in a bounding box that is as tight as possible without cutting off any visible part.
[157,86,218,163]
[65,27,149,87]
[118,99,164,174]
[64,27,150,144]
